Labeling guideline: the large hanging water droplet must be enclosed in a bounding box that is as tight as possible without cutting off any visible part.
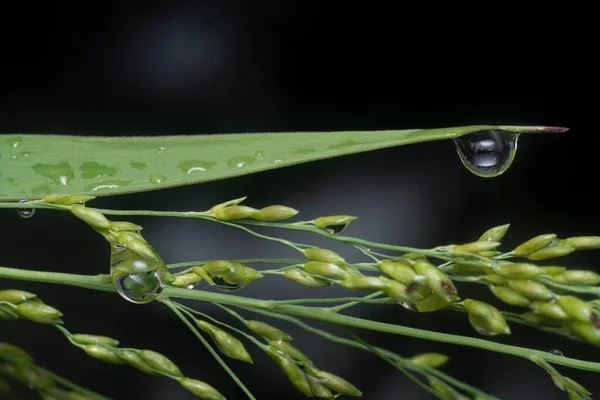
[110,244,169,304]
[17,199,35,219]
[453,130,518,177]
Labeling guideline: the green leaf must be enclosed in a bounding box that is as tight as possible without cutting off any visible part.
[0,125,559,200]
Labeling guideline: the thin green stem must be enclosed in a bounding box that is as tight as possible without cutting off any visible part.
[237,306,498,399]
[271,295,394,307]
[328,292,387,313]
[2,265,600,373]
[167,258,304,270]
[161,298,256,400]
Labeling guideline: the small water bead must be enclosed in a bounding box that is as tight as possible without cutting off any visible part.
[178,160,216,174]
[453,129,519,178]
[149,174,167,184]
[227,156,255,168]
[549,349,563,356]
[16,199,35,219]
[110,245,168,304]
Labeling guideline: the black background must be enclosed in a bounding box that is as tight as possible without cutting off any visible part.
[1,2,598,400]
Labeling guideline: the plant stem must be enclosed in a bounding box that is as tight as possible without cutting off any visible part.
[2,265,600,373]
[161,298,256,400]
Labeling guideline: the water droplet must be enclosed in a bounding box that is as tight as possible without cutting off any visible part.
[272,159,284,164]
[110,245,168,304]
[549,349,563,356]
[32,162,74,186]
[10,155,18,161]
[255,150,264,157]
[227,156,255,168]
[130,161,148,170]
[84,180,132,192]
[21,151,30,157]
[156,147,166,154]
[453,130,518,178]
[17,199,35,219]
[7,136,22,149]
[80,161,118,179]
[178,160,216,174]
[212,277,242,292]
[149,174,167,184]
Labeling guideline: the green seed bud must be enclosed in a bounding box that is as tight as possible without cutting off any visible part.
[268,340,311,363]
[428,377,459,399]
[0,377,12,394]
[409,353,449,368]
[312,215,357,235]
[540,266,566,275]
[463,299,510,336]
[303,247,345,265]
[196,260,234,276]
[71,334,120,347]
[507,280,554,301]
[557,296,593,323]
[339,276,388,290]
[171,273,203,287]
[570,321,600,346]
[479,224,510,242]
[13,364,55,389]
[116,232,159,262]
[16,302,62,324]
[212,205,259,221]
[305,367,362,397]
[521,311,562,326]
[526,244,576,260]
[529,302,570,321]
[413,260,458,303]
[513,234,557,256]
[213,330,253,363]
[109,221,143,232]
[412,293,451,312]
[563,236,600,250]
[219,263,263,286]
[490,286,531,307]
[179,378,225,400]
[283,268,331,288]
[307,375,335,399]
[484,274,507,285]
[191,266,215,285]
[139,350,182,377]
[553,270,600,286]
[208,197,247,213]
[0,289,36,304]
[379,277,411,303]
[83,345,125,364]
[304,261,349,280]
[253,205,299,222]
[0,343,33,362]
[449,241,500,254]
[119,350,159,375]
[267,350,312,396]
[378,260,418,284]
[497,263,543,279]
[71,205,112,230]
[43,194,95,205]
[246,320,292,341]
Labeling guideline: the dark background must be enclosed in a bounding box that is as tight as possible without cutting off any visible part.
[1,2,598,400]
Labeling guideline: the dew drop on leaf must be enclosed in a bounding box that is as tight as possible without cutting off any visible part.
[16,199,35,219]
[110,245,168,304]
[227,156,255,168]
[453,130,518,178]
[149,174,167,184]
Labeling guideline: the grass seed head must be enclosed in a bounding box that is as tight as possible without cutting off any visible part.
[303,261,350,281]
[119,350,159,375]
[179,378,225,400]
[71,334,120,347]
[497,263,543,279]
[306,367,362,397]
[513,234,557,257]
[70,205,112,230]
[409,353,450,368]
[253,205,299,222]
[529,302,570,321]
[16,302,62,324]
[139,350,182,377]
[490,285,531,307]
[507,280,555,301]
[312,215,357,235]
[563,236,600,250]
[83,345,125,365]
[526,244,576,260]
[171,273,203,287]
[0,289,37,304]
[212,205,259,221]
[339,276,389,291]
[478,224,510,242]
[303,247,345,265]
[0,343,33,362]
[246,320,292,341]
[557,296,593,323]
[283,268,332,288]
[268,340,311,363]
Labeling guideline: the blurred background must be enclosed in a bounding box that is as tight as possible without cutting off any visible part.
[0,2,597,399]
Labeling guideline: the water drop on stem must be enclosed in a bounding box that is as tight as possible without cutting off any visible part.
[17,199,35,219]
